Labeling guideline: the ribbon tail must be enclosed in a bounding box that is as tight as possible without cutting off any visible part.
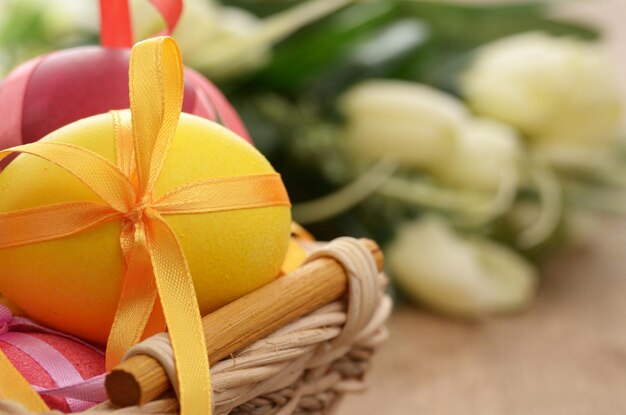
[142,295,166,341]
[105,222,163,370]
[0,202,120,249]
[145,211,212,414]
[0,349,50,413]
[129,37,184,196]
[0,143,135,212]
[112,110,136,179]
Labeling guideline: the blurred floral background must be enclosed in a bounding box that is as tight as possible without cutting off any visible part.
[1,0,624,320]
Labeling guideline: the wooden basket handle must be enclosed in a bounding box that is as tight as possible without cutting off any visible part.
[106,238,383,407]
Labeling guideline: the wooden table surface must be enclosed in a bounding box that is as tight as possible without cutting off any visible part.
[339,218,626,414]
[339,3,626,413]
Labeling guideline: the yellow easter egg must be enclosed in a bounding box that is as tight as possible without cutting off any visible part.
[0,112,291,344]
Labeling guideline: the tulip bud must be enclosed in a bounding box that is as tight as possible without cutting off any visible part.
[131,0,269,79]
[132,0,219,49]
[186,6,271,79]
[388,217,537,317]
[433,118,521,192]
[341,80,468,169]
[132,0,351,80]
[462,32,622,169]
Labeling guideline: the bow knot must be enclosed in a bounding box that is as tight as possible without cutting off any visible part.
[124,197,153,224]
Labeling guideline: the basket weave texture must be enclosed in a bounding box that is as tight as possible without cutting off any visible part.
[0,237,391,415]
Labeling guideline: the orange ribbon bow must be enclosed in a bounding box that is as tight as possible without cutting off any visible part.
[0,37,290,414]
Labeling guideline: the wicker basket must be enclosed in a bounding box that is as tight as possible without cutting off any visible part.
[0,237,391,415]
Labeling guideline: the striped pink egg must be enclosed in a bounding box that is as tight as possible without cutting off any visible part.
[0,305,106,413]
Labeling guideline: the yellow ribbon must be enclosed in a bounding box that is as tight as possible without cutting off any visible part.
[0,350,49,412]
[0,37,290,414]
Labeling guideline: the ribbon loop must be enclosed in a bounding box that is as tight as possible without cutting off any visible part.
[0,144,135,212]
[130,37,184,197]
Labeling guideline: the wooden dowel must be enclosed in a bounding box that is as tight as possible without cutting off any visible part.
[105,238,383,407]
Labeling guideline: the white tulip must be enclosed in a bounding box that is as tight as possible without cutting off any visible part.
[184,6,271,79]
[462,32,622,168]
[132,0,353,79]
[341,80,469,169]
[388,217,537,317]
[433,118,521,192]
[131,0,223,53]
[131,0,267,78]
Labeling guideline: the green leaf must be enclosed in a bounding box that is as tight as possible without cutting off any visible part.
[401,1,597,46]
[302,18,431,111]
[0,2,47,48]
[253,2,401,91]
[222,0,300,18]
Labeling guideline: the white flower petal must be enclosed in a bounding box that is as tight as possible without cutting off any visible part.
[461,31,622,169]
[388,217,537,317]
[340,80,468,169]
[434,118,521,192]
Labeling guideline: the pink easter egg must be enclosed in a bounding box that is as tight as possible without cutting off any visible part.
[0,46,251,150]
[0,306,106,413]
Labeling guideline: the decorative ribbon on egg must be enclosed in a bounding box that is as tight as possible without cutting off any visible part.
[0,305,107,412]
[99,0,251,140]
[0,36,290,414]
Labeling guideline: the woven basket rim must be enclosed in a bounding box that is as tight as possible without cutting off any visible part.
[0,237,391,415]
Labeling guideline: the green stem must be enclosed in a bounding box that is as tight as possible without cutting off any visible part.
[592,164,626,188]
[376,167,519,228]
[516,161,562,248]
[292,158,398,224]
[193,0,356,76]
[256,0,355,45]
[564,181,626,216]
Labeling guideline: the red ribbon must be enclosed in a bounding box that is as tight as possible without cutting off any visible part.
[99,0,183,48]
[149,0,183,36]
[99,0,132,48]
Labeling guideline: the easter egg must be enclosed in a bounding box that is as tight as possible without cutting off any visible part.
[0,46,251,150]
[0,112,290,344]
[0,305,106,412]
[0,333,105,412]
